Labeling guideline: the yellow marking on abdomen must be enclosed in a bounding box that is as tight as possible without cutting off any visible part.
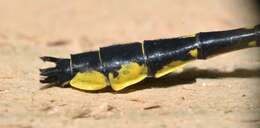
[109,62,148,91]
[189,48,198,58]
[248,41,257,47]
[70,71,108,91]
[155,60,187,78]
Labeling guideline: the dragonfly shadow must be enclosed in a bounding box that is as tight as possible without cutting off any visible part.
[119,67,260,93]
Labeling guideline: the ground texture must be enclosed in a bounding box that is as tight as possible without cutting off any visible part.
[0,0,259,128]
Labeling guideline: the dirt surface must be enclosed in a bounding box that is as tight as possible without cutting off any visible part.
[0,0,260,128]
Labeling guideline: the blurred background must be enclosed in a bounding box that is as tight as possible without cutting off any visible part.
[0,0,259,128]
[0,0,259,52]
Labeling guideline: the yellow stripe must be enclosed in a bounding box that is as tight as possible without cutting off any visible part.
[155,60,187,78]
[248,41,257,47]
[189,48,198,58]
[70,70,108,91]
[109,62,148,91]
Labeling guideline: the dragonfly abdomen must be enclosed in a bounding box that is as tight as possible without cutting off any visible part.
[40,25,260,91]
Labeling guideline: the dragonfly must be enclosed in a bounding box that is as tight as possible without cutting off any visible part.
[40,25,260,91]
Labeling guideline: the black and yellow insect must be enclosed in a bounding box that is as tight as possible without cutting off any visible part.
[40,25,260,91]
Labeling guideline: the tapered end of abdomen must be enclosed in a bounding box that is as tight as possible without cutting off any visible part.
[40,56,72,87]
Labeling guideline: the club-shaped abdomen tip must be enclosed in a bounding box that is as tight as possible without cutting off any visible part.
[39,56,60,85]
[39,67,58,76]
[40,56,73,86]
[39,67,59,85]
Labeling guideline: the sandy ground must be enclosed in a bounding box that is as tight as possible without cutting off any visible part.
[0,0,260,128]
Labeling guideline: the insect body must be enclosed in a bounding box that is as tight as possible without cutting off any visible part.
[40,25,260,91]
